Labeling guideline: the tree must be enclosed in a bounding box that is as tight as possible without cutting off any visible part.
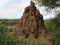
[33,0,60,14]
[33,0,60,8]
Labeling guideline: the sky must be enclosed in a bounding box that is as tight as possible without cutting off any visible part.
[0,0,59,20]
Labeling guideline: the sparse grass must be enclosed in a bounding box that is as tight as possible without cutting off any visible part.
[16,34,48,45]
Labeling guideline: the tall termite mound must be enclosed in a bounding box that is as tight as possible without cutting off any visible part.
[13,1,50,39]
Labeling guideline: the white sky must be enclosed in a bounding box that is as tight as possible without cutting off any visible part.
[0,0,57,20]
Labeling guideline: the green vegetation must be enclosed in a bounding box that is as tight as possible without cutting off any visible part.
[45,13,60,45]
[0,19,17,45]
[33,0,59,8]
[0,13,60,45]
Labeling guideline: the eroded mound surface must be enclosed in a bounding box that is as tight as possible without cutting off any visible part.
[13,1,50,39]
